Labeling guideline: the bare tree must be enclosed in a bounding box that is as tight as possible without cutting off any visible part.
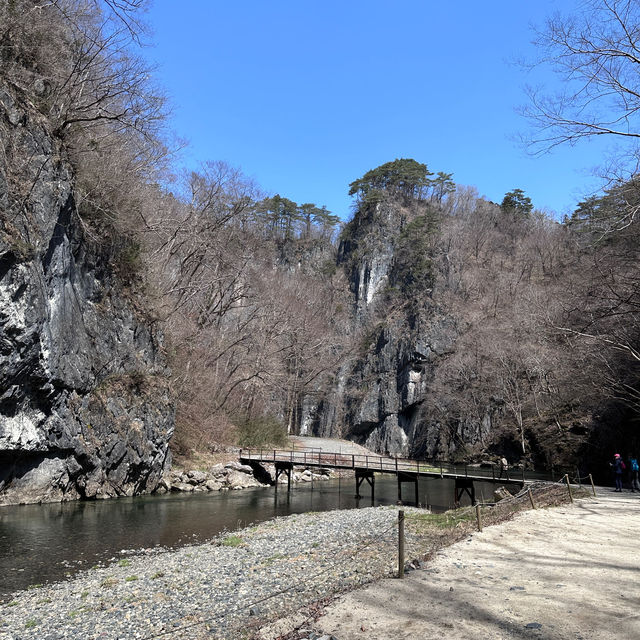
[524,0,640,151]
[0,0,169,262]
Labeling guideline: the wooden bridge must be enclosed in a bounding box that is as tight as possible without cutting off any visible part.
[239,448,546,505]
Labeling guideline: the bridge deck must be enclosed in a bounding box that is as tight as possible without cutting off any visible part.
[239,449,537,485]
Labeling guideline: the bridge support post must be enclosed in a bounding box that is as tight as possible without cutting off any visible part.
[397,472,419,505]
[454,477,475,506]
[355,469,375,501]
[275,461,293,493]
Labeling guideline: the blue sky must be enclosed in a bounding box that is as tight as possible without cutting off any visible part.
[145,0,613,221]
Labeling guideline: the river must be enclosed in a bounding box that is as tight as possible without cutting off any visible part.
[0,474,499,600]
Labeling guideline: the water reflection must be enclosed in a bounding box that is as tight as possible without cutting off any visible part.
[0,474,496,598]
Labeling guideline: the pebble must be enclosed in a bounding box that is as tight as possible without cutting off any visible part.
[0,506,427,640]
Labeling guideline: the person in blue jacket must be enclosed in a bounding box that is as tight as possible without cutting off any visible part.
[628,454,640,492]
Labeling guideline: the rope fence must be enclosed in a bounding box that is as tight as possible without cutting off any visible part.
[137,477,592,640]
[401,475,593,578]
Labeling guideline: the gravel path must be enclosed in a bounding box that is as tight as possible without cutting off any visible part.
[315,491,640,640]
[0,505,418,640]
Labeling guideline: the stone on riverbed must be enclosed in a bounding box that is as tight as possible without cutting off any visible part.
[187,470,208,484]
[163,459,336,494]
[0,505,412,639]
[172,482,194,492]
[224,461,254,474]
[226,469,263,489]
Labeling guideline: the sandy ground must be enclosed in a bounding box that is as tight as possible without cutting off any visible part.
[315,490,640,640]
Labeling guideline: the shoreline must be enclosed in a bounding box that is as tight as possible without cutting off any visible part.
[0,482,582,640]
[0,436,365,507]
[0,505,414,640]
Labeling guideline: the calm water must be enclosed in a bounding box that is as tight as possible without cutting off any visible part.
[0,475,498,599]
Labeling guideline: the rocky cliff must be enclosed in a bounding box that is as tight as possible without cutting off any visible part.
[0,85,174,505]
[308,198,499,459]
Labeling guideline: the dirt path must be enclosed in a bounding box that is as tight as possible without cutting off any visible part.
[291,436,376,456]
[315,490,640,640]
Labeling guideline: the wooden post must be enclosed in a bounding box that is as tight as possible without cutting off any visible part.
[475,504,482,532]
[564,474,574,503]
[589,473,597,497]
[528,487,536,509]
[398,510,405,579]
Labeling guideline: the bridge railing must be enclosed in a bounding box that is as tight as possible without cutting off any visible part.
[239,448,562,483]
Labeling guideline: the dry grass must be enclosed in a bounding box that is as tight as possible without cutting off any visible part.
[172,437,300,471]
[403,482,591,563]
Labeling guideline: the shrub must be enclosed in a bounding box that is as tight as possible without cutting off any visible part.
[235,415,288,448]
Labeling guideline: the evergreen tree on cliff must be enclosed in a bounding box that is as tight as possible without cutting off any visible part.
[348,158,434,204]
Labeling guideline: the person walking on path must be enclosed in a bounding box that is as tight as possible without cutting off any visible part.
[629,454,640,492]
[499,456,509,480]
[612,453,626,491]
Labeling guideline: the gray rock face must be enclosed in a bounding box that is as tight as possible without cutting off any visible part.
[310,198,495,459]
[341,313,457,457]
[0,86,174,504]
[338,200,397,322]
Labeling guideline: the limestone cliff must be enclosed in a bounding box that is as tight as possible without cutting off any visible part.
[0,86,174,505]
[308,198,499,459]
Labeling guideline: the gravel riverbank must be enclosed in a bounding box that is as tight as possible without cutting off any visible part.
[0,467,591,640]
[0,505,423,640]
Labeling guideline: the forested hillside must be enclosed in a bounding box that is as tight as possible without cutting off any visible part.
[1,0,639,503]
[150,153,640,476]
[320,162,640,473]
[148,149,640,476]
